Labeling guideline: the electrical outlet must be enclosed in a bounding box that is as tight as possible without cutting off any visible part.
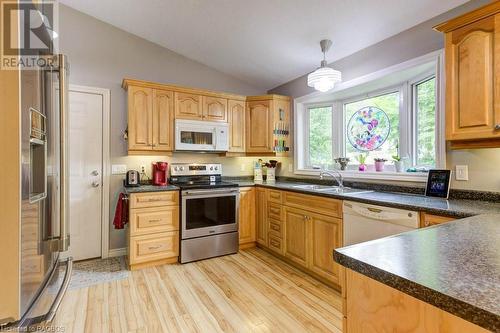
[111,164,127,175]
[455,165,468,181]
[240,164,246,172]
[140,165,146,174]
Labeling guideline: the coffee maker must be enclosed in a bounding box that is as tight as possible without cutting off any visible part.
[152,162,168,186]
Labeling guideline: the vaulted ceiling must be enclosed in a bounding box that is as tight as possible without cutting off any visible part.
[60,0,469,90]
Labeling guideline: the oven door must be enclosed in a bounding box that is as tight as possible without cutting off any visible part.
[181,188,239,239]
[175,120,217,151]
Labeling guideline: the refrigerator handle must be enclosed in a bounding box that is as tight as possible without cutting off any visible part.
[57,54,70,252]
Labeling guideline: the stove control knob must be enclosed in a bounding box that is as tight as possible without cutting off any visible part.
[214,166,218,171]
[210,166,214,171]
[180,166,185,171]
[174,166,179,171]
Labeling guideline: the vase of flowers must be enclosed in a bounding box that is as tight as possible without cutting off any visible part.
[374,158,387,172]
[357,154,368,172]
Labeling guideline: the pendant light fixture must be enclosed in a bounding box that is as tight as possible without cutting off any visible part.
[307,39,342,92]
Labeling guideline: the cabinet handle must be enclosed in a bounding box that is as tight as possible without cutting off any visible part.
[147,198,163,202]
[148,245,162,250]
[424,220,430,227]
[148,219,162,223]
[495,124,500,131]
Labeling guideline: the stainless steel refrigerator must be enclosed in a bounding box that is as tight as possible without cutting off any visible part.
[10,23,73,330]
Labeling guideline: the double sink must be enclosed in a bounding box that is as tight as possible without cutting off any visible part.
[292,184,373,195]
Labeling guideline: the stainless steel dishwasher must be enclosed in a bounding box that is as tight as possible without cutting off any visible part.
[343,201,419,246]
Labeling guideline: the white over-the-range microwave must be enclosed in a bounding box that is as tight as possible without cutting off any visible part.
[175,119,229,152]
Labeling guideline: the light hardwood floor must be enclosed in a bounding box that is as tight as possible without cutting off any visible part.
[51,248,343,333]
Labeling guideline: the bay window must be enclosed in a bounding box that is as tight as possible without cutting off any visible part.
[295,55,443,180]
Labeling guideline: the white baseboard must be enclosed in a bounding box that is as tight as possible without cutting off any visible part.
[108,247,127,258]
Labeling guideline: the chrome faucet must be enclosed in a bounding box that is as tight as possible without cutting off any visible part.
[319,170,344,189]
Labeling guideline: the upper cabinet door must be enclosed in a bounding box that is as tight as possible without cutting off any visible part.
[246,100,272,153]
[152,89,174,151]
[174,92,203,120]
[228,99,245,152]
[445,15,499,141]
[202,96,228,122]
[128,86,153,150]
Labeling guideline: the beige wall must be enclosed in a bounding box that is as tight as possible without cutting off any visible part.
[270,0,500,193]
[58,5,274,250]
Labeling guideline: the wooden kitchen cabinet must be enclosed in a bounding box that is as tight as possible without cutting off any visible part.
[127,191,180,270]
[283,206,309,267]
[123,79,291,155]
[152,89,174,151]
[420,212,456,228]
[344,269,489,333]
[255,188,268,246]
[202,96,227,122]
[434,3,500,148]
[228,99,245,153]
[309,213,342,284]
[238,187,256,248]
[256,188,344,286]
[245,95,291,155]
[246,100,272,153]
[127,85,153,151]
[124,84,174,154]
[174,92,203,120]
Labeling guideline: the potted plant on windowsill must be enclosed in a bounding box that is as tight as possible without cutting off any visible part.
[392,155,404,172]
[374,158,387,172]
[357,153,368,171]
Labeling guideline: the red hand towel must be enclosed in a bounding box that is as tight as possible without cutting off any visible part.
[113,193,129,229]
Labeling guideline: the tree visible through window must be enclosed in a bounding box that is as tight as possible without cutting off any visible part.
[308,106,333,168]
[416,77,436,166]
[344,92,400,164]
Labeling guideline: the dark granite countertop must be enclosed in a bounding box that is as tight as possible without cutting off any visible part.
[123,184,179,194]
[232,180,500,218]
[334,214,500,331]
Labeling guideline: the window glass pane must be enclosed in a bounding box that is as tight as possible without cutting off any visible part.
[308,106,333,168]
[344,92,400,164]
[416,77,436,167]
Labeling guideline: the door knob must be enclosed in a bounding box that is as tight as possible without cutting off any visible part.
[91,181,100,187]
[495,124,500,131]
[91,170,99,176]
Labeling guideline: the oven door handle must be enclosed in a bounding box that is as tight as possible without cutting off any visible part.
[183,188,239,196]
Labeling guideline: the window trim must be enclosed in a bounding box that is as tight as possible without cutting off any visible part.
[411,74,438,167]
[293,50,445,182]
[303,104,335,169]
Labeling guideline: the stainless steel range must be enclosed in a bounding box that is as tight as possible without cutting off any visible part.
[170,163,239,263]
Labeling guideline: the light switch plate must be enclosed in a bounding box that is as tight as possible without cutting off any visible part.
[111,164,127,175]
[455,165,468,181]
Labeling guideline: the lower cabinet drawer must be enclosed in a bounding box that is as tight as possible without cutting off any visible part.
[129,206,179,236]
[129,231,179,264]
[268,218,283,238]
[267,203,282,220]
[129,191,179,209]
[268,234,283,255]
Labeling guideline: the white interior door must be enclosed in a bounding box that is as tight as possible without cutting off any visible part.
[65,89,104,261]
